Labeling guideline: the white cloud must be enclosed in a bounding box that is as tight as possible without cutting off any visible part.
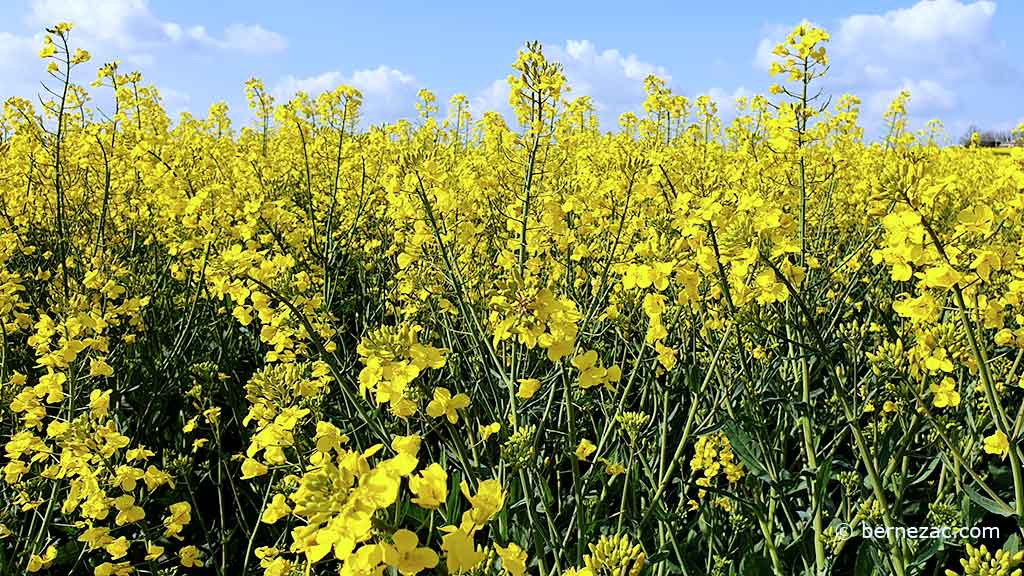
[273,71,344,97]
[861,64,890,84]
[752,1,1011,138]
[700,86,752,120]
[468,40,672,130]
[0,0,286,109]
[349,67,417,96]
[754,36,776,73]
[868,78,957,117]
[561,40,667,82]
[160,87,191,117]
[550,40,670,125]
[0,31,41,99]
[469,78,511,118]
[30,0,164,48]
[272,66,419,126]
[27,0,286,55]
[833,0,998,87]
[221,24,286,55]
[182,23,287,55]
[836,0,994,53]
[755,3,997,81]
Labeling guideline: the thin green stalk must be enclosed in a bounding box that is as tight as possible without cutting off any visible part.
[951,288,1024,519]
[562,369,585,562]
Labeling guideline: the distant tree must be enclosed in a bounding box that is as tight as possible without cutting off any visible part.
[960,125,1015,147]
[959,124,979,147]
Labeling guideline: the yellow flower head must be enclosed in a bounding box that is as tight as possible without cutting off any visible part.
[460,478,506,530]
[426,387,471,424]
[575,438,597,462]
[984,431,1010,460]
[441,526,485,573]
[382,529,439,575]
[180,545,204,568]
[495,542,528,576]
[929,377,961,409]
[409,463,448,509]
[516,378,541,400]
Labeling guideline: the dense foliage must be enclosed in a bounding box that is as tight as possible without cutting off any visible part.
[3,21,1024,576]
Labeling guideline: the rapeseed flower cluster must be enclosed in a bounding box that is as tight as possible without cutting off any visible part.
[2,18,1024,576]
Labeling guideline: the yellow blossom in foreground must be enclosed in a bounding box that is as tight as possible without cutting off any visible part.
[105,536,130,560]
[391,434,422,456]
[984,431,1010,460]
[94,561,134,576]
[426,387,471,424]
[27,545,57,572]
[575,438,597,461]
[929,377,961,408]
[516,378,541,399]
[460,479,506,529]
[261,493,292,524]
[441,526,485,573]
[382,529,439,575]
[113,494,145,526]
[241,457,269,479]
[496,542,528,576]
[163,501,192,539]
[180,545,204,567]
[480,422,501,442]
[598,458,626,476]
[409,463,448,509]
[145,541,164,561]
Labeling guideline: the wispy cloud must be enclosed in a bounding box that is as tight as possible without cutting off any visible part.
[469,40,671,130]
[28,0,287,58]
[272,66,419,126]
[753,1,1014,136]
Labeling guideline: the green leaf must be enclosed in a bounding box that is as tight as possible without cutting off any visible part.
[963,484,1015,517]
[907,456,940,487]
[813,458,834,510]
[646,550,670,565]
[909,538,942,567]
[739,553,773,575]
[1005,534,1020,555]
[690,421,725,438]
[446,468,463,524]
[721,419,771,481]
[855,544,881,576]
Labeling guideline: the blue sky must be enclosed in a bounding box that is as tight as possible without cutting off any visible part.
[1,0,1021,142]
